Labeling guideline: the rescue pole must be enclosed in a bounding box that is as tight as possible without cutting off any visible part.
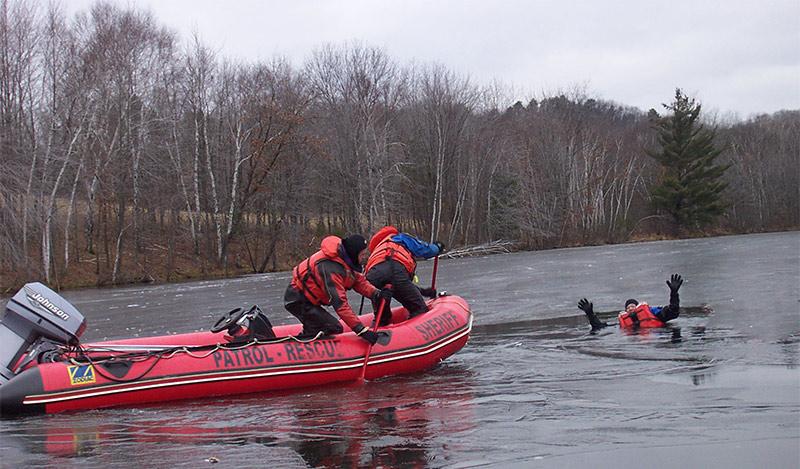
[360,296,387,381]
[430,256,439,290]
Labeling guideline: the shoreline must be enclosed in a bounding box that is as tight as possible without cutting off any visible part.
[2,228,797,297]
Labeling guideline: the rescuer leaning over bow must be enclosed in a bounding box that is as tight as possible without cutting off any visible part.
[365,226,443,326]
[284,234,392,344]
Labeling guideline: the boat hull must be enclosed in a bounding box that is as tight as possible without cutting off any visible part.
[0,295,471,416]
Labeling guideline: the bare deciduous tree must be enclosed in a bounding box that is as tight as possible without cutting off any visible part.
[0,0,796,291]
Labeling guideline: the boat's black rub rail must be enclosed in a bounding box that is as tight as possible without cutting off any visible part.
[0,367,45,417]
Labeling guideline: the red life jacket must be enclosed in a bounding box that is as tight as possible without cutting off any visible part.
[617,302,665,329]
[291,236,356,305]
[365,226,416,275]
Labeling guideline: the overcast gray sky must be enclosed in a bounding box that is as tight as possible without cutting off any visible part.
[66,0,799,118]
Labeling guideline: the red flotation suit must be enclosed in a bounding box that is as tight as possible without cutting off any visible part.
[365,226,417,275]
[617,302,665,329]
[292,236,365,306]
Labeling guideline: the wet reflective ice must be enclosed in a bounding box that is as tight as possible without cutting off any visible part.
[1,232,798,468]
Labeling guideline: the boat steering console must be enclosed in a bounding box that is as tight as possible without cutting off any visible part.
[211,304,275,341]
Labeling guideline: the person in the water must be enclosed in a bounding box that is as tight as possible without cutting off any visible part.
[578,274,683,331]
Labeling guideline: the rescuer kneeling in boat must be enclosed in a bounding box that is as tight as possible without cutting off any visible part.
[284,234,392,344]
[577,274,683,331]
[365,226,443,326]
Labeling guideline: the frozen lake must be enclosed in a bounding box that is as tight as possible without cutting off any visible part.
[1,231,798,468]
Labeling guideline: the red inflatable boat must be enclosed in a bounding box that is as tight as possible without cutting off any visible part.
[0,283,472,416]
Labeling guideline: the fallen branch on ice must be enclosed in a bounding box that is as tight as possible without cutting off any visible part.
[441,240,516,258]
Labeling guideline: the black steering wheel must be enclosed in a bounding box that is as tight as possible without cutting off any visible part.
[211,307,248,333]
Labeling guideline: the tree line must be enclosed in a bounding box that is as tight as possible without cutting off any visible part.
[1,1,797,291]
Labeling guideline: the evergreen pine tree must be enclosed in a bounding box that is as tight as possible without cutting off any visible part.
[647,89,730,229]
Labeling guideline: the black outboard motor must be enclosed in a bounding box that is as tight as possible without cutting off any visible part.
[0,282,86,385]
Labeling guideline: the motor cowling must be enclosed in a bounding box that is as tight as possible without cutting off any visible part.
[0,282,86,384]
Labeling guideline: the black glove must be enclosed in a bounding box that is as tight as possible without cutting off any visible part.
[360,330,379,345]
[665,274,682,310]
[372,288,392,303]
[667,274,683,293]
[420,287,437,298]
[434,241,445,253]
[354,324,379,345]
[578,298,608,330]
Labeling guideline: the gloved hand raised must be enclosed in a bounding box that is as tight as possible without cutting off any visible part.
[372,288,392,303]
[578,298,608,330]
[667,274,683,293]
[420,287,437,298]
[354,324,379,345]
[667,274,682,309]
[434,241,445,253]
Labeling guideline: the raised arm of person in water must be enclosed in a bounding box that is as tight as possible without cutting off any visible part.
[578,274,684,331]
[653,274,682,321]
[577,298,610,331]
